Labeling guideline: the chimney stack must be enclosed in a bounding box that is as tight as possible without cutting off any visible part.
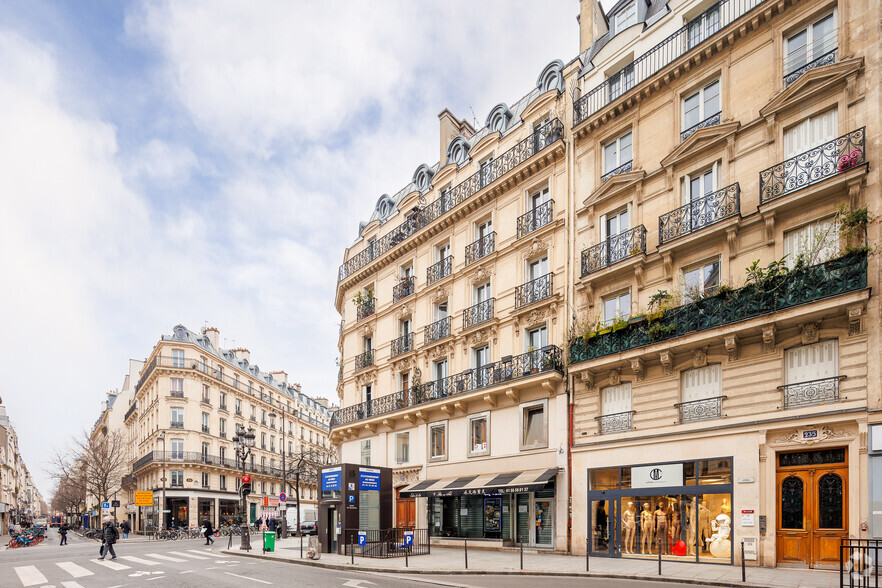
[314,397,329,408]
[438,108,476,164]
[233,348,251,362]
[203,326,220,349]
[270,371,288,385]
[578,0,606,53]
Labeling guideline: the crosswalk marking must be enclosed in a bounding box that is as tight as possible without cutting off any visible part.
[56,562,93,578]
[61,582,86,588]
[188,549,213,556]
[169,550,209,559]
[14,566,47,587]
[145,553,186,562]
[93,559,132,571]
[120,555,161,566]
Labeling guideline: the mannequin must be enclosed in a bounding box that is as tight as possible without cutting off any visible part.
[654,501,669,555]
[640,502,654,554]
[670,500,681,549]
[705,504,732,558]
[698,500,712,553]
[686,501,697,555]
[622,502,636,554]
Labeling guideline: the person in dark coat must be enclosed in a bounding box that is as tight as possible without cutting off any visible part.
[202,519,214,545]
[59,522,69,545]
[120,520,130,539]
[98,518,119,560]
[267,517,276,532]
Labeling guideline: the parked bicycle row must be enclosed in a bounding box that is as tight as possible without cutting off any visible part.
[7,527,46,548]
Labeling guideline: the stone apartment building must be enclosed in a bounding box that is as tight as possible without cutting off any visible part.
[332,0,880,571]
[0,405,45,532]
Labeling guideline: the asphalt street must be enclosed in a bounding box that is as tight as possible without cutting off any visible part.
[1,528,705,588]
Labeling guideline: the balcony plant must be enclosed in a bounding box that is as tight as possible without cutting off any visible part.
[352,285,374,307]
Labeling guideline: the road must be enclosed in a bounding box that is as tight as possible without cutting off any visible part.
[1,528,705,587]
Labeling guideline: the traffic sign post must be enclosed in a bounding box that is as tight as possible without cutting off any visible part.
[358,531,366,546]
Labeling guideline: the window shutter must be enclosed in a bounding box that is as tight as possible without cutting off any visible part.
[600,214,608,241]
[625,203,633,231]
[786,340,837,384]
[682,365,721,402]
[602,384,632,414]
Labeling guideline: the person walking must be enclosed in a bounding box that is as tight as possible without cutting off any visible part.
[98,517,119,560]
[59,522,69,546]
[267,516,276,535]
[202,519,214,545]
[13,522,22,536]
[120,520,130,539]
[256,516,263,530]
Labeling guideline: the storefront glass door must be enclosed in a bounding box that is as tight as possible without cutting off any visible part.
[515,492,553,547]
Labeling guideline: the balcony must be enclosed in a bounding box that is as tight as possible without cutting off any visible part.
[463,298,494,330]
[427,256,453,285]
[131,450,285,476]
[338,119,564,282]
[595,411,634,434]
[170,390,184,398]
[658,183,740,245]
[355,350,374,372]
[356,298,375,322]
[201,397,211,405]
[201,425,210,433]
[515,273,553,309]
[783,29,837,87]
[517,200,554,238]
[759,128,865,204]
[581,226,647,276]
[235,409,242,417]
[393,276,415,303]
[779,376,845,409]
[465,232,495,266]
[680,111,722,142]
[675,396,726,424]
[600,160,632,184]
[124,402,138,421]
[425,316,451,344]
[570,251,868,365]
[391,332,413,357]
[219,403,227,411]
[574,0,767,126]
[170,422,184,429]
[331,346,564,427]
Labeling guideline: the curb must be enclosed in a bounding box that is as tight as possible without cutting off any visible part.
[219,549,774,588]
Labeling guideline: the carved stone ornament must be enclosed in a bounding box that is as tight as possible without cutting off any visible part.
[772,425,853,446]
[395,467,422,488]
[726,226,738,258]
[609,369,621,386]
[724,334,738,362]
[461,326,498,354]
[354,370,376,387]
[360,324,373,338]
[661,252,673,281]
[523,236,549,259]
[763,325,776,353]
[580,371,595,390]
[432,286,449,303]
[514,302,558,333]
[848,304,864,336]
[691,347,707,368]
[396,304,413,319]
[631,358,645,381]
[427,341,453,361]
[801,321,821,345]
[392,356,413,372]
[659,350,674,375]
[470,264,494,284]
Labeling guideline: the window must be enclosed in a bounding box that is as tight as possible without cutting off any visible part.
[682,80,720,133]
[170,407,184,426]
[786,340,837,384]
[614,1,637,31]
[429,422,447,461]
[170,378,183,393]
[363,336,372,353]
[220,475,227,490]
[474,281,491,305]
[473,345,490,387]
[784,13,837,81]
[201,412,209,433]
[687,4,720,48]
[399,371,410,393]
[468,412,490,456]
[270,436,275,452]
[235,398,241,414]
[261,481,266,494]
[526,325,548,371]
[261,432,266,449]
[202,384,210,403]
[202,472,209,488]
[784,109,837,158]
[601,207,630,242]
[360,440,371,465]
[601,383,632,415]
[530,185,550,211]
[602,291,631,327]
[170,439,184,460]
[527,255,548,282]
[435,300,449,321]
[681,364,722,402]
[219,391,227,409]
[477,218,493,240]
[233,375,238,389]
[172,349,185,368]
[603,132,632,174]
[261,409,267,424]
[171,471,183,487]
[682,164,719,205]
[520,399,548,450]
[608,64,635,102]
[433,359,448,381]
[396,432,410,464]
[784,218,839,269]
[217,366,223,380]
[250,404,256,419]
[681,258,720,302]
[436,242,451,263]
[219,446,226,462]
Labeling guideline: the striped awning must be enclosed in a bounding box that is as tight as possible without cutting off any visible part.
[399,468,558,498]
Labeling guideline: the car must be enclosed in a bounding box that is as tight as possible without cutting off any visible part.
[33,518,48,528]
[300,520,317,535]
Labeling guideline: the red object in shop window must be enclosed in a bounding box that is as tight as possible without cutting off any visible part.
[672,540,687,556]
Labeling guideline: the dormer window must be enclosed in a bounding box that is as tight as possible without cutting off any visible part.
[615,1,637,31]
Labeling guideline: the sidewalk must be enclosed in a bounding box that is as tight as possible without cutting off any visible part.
[221,536,840,588]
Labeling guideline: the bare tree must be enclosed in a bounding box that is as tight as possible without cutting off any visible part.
[50,429,128,515]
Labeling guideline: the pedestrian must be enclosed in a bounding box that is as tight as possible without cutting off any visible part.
[120,520,130,539]
[256,516,263,530]
[202,519,214,545]
[59,522,69,546]
[267,516,276,534]
[13,522,22,536]
[98,517,119,560]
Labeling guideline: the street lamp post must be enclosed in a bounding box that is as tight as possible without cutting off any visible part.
[269,409,289,539]
[233,425,255,551]
[158,433,166,532]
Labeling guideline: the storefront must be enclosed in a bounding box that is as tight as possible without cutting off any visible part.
[197,498,214,526]
[219,500,238,526]
[587,458,733,564]
[166,497,188,529]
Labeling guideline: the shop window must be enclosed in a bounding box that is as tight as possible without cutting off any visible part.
[698,459,732,485]
[783,218,839,269]
[520,399,548,450]
[396,432,410,464]
[429,422,447,462]
[589,468,619,491]
[468,412,490,457]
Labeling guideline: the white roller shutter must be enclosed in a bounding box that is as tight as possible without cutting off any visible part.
[784,109,837,158]
[601,384,632,415]
[786,340,837,384]
[681,364,722,402]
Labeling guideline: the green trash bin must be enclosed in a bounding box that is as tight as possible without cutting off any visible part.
[263,531,276,552]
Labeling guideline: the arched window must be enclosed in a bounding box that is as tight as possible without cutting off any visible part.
[536,60,565,93]
[446,136,471,166]
[486,103,513,133]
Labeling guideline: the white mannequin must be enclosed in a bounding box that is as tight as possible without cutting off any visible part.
[705,505,731,558]
[640,502,653,554]
[698,500,712,553]
[686,501,696,555]
[622,502,636,554]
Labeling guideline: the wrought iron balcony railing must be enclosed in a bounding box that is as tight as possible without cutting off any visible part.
[517,200,554,238]
[392,276,415,303]
[391,332,413,357]
[465,232,495,265]
[675,396,726,424]
[680,111,722,142]
[170,421,184,429]
[331,346,563,427]
[132,450,292,477]
[515,273,553,309]
[427,256,453,285]
[779,376,845,409]
[355,350,374,372]
[658,183,740,245]
[783,27,837,87]
[600,160,632,184]
[581,226,647,276]
[759,128,865,204]
[338,119,564,282]
[425,316,451,344]
[784,47,837,86]
[463,298,494,330]
[574,0,766,125]
[124,402,137,421]
[170,390,184,398]
[201,397,211,405]
[570,251,867,365]
[356,298,375,322]
[595,411,635,434]
[201,425,210,433]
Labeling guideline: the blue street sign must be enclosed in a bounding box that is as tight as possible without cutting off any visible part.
[404,531,413,546]
[359,469,380,491]
[321,467,342,491]
[348,495,355,503]
[358,532,366,546]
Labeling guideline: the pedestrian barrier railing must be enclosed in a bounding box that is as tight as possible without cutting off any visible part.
[344,528,430,558]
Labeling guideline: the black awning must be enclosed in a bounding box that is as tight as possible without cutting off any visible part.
[400,468,558,498]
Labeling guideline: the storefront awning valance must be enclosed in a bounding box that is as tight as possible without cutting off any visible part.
[400,468,558,498]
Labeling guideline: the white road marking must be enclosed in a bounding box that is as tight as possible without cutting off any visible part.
[223,572,272,584]
[179,571,194,574]
[93,559,131,571]
[168,550,209,559]
[119,555,161,566]
[144,553,186,562]
[145,578,163,582]
[61,582,86,588]
[14,566,47,587]
[342,580,377,587]
[187,549,213,556]
[56,562,93,578]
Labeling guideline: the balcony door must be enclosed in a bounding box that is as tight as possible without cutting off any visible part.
[785,340,837,386]
[528,256,548,282]
[784,109,836,158]
[530,186,549,212]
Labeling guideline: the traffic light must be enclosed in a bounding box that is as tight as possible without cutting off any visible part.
[239,476,252,499]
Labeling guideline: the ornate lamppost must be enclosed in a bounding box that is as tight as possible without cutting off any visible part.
[268,409,289,539]
[232,425,255,550]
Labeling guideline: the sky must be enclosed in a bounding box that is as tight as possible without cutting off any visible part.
[0,0,582,501]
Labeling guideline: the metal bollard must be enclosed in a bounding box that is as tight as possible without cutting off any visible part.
[405,543,409,568]
[586,538,590,571]
[520,542,524,570]
[464,537,468,570]
[300,534,303,559]
[351,541,354,565]
[658,537,662,576]
[741,540,745,582]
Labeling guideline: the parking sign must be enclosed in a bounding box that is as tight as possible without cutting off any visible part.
[358,531,366,546]
[404,531,413,546]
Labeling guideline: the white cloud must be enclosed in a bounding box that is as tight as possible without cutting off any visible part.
[126,139,200,183]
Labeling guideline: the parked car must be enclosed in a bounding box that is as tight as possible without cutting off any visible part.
[33,518,48,528]
[300,521,317,535]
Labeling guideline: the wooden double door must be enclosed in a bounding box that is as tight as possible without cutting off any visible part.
[776,448,848,568]
[396,490,415,528]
